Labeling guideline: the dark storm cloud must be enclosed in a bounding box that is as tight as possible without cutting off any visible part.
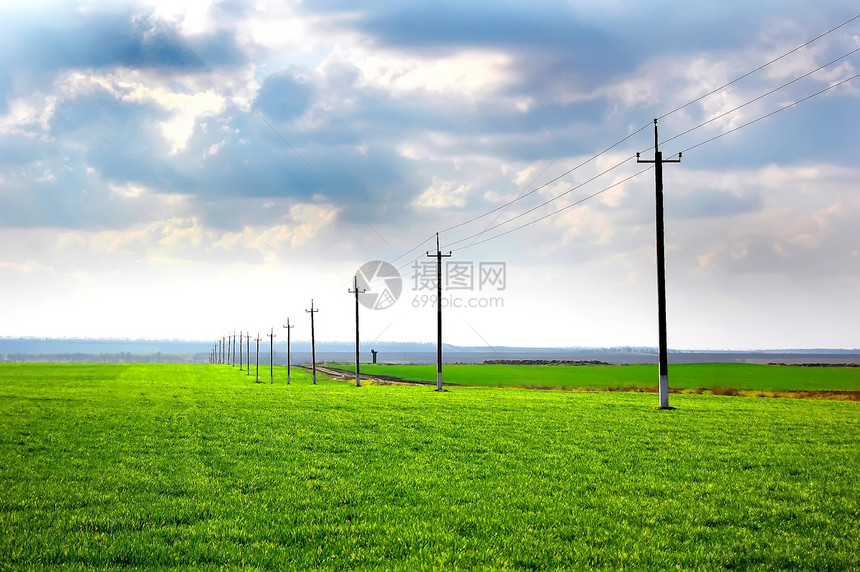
[0,4,244,104]
[49,91,191,190]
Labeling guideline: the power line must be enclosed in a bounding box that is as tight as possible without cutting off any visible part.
[657,12,860,120]
[462,120,594,247]
[444,153,637,250]
[436,12,860,243]
[662,46,860,148]
[680,72,860,155]
[452,165,653,253]
[450,71,858,253]
[439,122,652,235]
[325,13,860,290]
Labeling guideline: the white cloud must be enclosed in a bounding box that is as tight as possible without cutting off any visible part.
[0,260,54,275]
[344,47,516,100]
[215,202,340,252]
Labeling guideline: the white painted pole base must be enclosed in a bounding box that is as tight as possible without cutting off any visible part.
[658,374,669,408]
[437,372,443,391]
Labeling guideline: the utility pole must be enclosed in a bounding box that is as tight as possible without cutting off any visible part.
[306,299,319,384]
[239,331,243,371]
[254,333,261,383]
[220,337,224,364]
[246,332,250,376]
[637,118,681,410]
[283,318,295,385]
[426,232,452,391]
[232,332,237,366]
[348,276,366,387]
[267,327,276,384]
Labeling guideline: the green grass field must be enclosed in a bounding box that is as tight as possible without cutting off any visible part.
[328,362,860,394]
[1,363,858,570]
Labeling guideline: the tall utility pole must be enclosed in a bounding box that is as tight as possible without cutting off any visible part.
[254,333,261,383]
[283,318,295,385]
[348,276,366,387]
[220,337,225,364]
[306,299,319,384]
[239,331,243,371]
[246,332,250,377]
[426,232,452,391]
[637,118,681,410]
[232,332,237,366]
[267,327,276,384]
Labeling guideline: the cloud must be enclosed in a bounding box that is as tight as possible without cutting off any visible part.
[254,70,315,121]
[0,0,858,346]
[413,179,472,209]
[0,4,244,76]
[669,187,763,219]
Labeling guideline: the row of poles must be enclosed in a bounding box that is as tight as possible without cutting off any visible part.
[208,303,307,384]
[207,120,676,408]
[207,233,453,391]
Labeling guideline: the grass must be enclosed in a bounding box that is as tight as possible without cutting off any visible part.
[328,362,860,394]
[1,362,858,570]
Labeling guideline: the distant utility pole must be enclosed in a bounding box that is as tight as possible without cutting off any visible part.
[348,276,366,387]
[427,232,452,391]
[220,337,224,364]
[254,333,262,383]
[239,331,243,371]
[232,332,237,366]
[283,318,295,385]
[637,118,681,410]
[306,299,319,384]
[267,327,276,384]
[246,332,250,377]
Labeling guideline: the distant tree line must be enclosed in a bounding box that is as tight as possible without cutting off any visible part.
[1,352,209,364]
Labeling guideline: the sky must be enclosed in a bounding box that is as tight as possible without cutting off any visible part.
[1,0,858,350]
